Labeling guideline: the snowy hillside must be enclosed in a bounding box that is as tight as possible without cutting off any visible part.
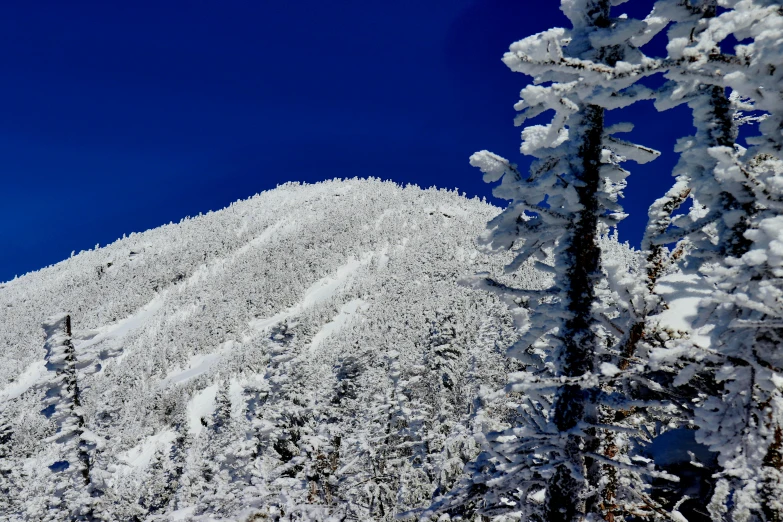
[0,179,553,521]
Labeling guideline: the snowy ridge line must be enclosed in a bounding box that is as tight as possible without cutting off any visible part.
[0,179,495,389]
[0,178,489,286]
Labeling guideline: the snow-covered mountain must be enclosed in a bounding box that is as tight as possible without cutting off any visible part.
[0,179,552,521]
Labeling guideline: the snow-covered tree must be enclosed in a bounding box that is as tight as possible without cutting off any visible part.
[0,410,15,515]
[421,310,480,501]
[40,314,93,521]
[645,2,783,519]
[427,1,671,520]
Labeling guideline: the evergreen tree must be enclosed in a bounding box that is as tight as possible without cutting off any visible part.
[198,380,258,516]
[428,1,666,520]
[40,313,94,521]
[422,310,475,501]
[647,2,783,519]
[0,410,15,516]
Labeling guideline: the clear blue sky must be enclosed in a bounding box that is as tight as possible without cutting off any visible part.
[2,0,690,282]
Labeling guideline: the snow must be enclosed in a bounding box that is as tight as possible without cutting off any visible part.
[529,488,546,504]
[438,205,469,219]
[160,341,237,387]
[300,254,372,309]
[187,383,220,437]
[168,506,197,520]
[309,299,367,353]
[248,253,372,333]
[181,220,297,291]
[653,273,713,347]
[0,0,777,517]
[117,429,178,470]
[424,205,471,220]
[76,294,165,352]
[228,378,246,420]
[0,359,48,403]
[162,353,222,387]
[599,362,621,377]
[376,244,390,271]
[73,294,167,373]
[247,311,292,334]
[374,208,395,230]
[233,219,294,258]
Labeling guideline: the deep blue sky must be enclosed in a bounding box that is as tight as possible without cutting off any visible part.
[2,0,690,282]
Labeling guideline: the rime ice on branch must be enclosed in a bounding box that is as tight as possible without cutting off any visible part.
[648,2,783,520]
[427,1,666,520]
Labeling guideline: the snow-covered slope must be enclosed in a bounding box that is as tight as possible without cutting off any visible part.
[0,179,547,521]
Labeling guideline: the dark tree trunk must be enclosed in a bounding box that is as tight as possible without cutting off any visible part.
[545,103,605,521]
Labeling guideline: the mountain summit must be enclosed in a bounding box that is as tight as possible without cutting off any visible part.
[1,179,549,521]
